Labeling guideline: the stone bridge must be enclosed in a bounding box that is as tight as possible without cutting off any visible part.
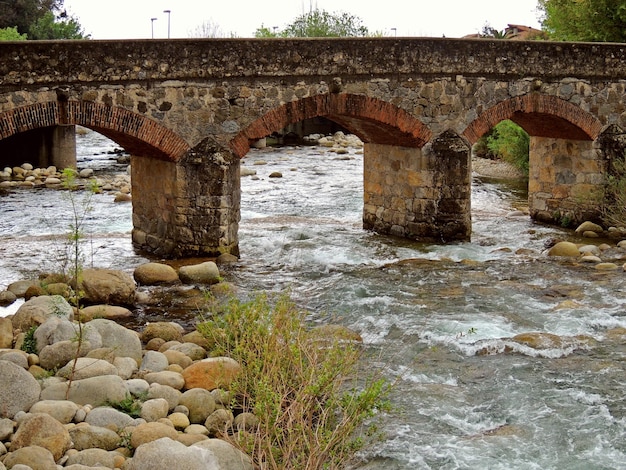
[2,38,626,258]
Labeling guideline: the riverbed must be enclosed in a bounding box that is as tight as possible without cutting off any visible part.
[1,130,626,469]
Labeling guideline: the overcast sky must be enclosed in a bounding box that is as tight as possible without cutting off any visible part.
[63,0,543,40]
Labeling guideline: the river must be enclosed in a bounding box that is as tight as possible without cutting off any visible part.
[1,130,626,469]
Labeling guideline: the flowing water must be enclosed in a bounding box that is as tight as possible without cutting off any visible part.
[1,131,626,469]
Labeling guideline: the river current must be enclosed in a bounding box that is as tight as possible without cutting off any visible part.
[1,130,626,469]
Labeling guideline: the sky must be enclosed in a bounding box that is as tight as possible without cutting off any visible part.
[63,0,543,40]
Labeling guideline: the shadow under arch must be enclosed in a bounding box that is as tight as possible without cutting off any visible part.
[462,94,604,144]
[0,101,190,162]
[229,93,433,158]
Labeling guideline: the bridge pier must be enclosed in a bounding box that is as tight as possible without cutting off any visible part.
[528,136,604,225]
[363,131,471,242]
[131,140,240,258]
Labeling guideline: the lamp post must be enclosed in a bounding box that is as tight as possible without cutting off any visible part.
[163,10,171,39]
[391,27,397,37]
[151,17,157,38]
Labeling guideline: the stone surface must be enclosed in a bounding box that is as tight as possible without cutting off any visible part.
[0,317,13,348]
[194,438,255,470]
[79,305,133,321]
[11,295,73,331]
[126,437,219,470]
[69,423,122,451]
[40,374,128,406]
[140,398,170,422]
[87,319,142,363]
[178,388,216,424]
[57,358,118,380]
[178,261,221,285]
[182,357,241,391]
[79,268,136,306]
[3,445,58,470]
[547,241,581,257]
[10,412,72,460]
[141,322,184,343]
[84,406,136,430]
[129,422,178,449]
[29,400,79,424]
[0,361,41,418]
[133,262,179,285]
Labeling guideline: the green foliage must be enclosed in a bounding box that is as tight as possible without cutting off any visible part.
[602,152,626,228]
[197,292,390,469]
[480,24,506,39]
[486,120,530,175]
[21,326,38,355]
[539,0,626,42]
[0,0,62,34]
[0,27,27,41]
[256,8,369,38]
[28,11,87,39]
[106,393,146,418]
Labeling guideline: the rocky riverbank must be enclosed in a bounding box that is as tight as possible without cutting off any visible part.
[0,260,258,470]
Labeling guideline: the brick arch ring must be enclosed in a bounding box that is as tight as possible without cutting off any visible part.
[462,94,604,144]
[230,93,433,158]
[0,101,190,162]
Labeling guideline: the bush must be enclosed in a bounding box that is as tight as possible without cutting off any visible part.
[602,152,626,228]
[486,120,530,174]
[197,293,389,469]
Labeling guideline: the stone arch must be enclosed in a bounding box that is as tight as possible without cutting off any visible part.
[230,93,433,158]
[0,101,190,161]
[462,94,604,144]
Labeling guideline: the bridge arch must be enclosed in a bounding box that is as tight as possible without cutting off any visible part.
[230,93,432,158]
[463,94,606,226]
[0,101,190,162]
[462,94,603,143]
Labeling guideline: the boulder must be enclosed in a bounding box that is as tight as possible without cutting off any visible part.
[143,371,185,390]
[126,437,219,470]
[547,241,580,257]
[182,357,241,391]
[11,295,73,331]
[204,409,234,437]
[194,438,254,470]
[140,350,169,372]
[65,448,123,469]
[168,342,207,361]
[134,263,179,285]
[163,349,193,369]
[146,383,181,410]
[87,318,142,363]
[141,322,184,343]
[69,423,123,451]
[10,412,72,461]
[29,400,79,424]
[33,316,79,353]
[178,388,216,424]
[79,304,133,321]
[79,268,136,306]
[57,358,118,380]
[40,374,128,406]
[85,406,136,430]
[6,280,39,298]
[575,221,603,234]
[0,350,28,369]
[38,339,93,371]
[3,445,57,470]
[0,360,41,418]
[140,398,170,422]
[0,290,16,307]
[129,422,178,449]
[178,261,220,285]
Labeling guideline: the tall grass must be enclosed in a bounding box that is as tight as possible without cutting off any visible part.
[197,293,389,469]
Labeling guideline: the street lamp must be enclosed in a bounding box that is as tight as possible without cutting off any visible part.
[163,10,171,39]
[391,27,397,37]
[151,17,157,38]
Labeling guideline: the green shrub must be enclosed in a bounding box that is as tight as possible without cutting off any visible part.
[602,152,626,228]
[486,120,530,174]
[197,293,389,469]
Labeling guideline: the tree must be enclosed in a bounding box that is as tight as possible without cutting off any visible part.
[0,27,27,40]
[0,0,87,40]
[0,0,62,35]
[486,120,530,174]
[189,19,235,38]
[28,11,87,39]
[256,8,370,38]
[539,0,626,42]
